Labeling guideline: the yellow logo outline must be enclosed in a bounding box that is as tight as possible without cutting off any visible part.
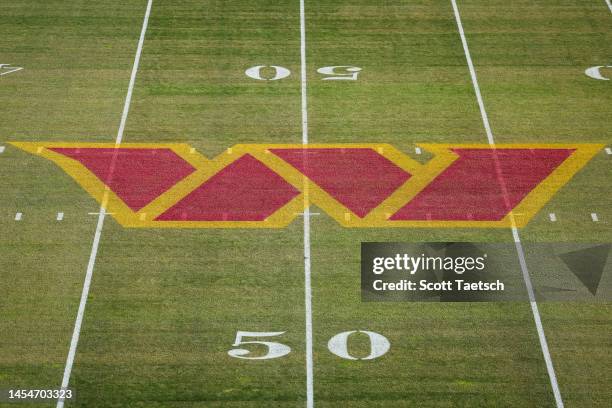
[10,142,602,229]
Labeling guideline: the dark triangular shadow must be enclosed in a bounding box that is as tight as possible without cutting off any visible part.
[559,244,611,296]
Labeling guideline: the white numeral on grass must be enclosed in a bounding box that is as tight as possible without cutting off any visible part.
[245,65,362,81]
[0,63,24,77]
[585,66,611,81]
[327,330,390,360]
[228,331,291,360]
[317,66,362,80]
[229,330,389,361]
[245,65,291,81]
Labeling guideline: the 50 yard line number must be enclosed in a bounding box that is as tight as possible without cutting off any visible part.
[246,65,362,81]
[228,330,390,361]
[245,64,612,81]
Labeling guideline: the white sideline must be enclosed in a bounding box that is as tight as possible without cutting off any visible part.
[299,1,314,407]
[56,1,153,407]
[450,1,564,407]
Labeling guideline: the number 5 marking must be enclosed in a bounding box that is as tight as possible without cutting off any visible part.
[317,66,362,80]
[0,64,24,77]
[585,66,611,81]
[227,331,291,360]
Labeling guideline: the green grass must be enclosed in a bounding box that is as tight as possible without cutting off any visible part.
[1,0,611,407]
[0,1,152,407]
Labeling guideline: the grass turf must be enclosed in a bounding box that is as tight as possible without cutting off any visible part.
[0,0,610,407]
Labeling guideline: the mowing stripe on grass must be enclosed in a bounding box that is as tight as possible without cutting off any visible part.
[56,1,154,407]
[450,1,564,407]
[300,1,314,407]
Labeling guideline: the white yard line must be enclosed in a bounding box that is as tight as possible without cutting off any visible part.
[450,1,494,146]
[512,227,564,406]
[299,0,314,407]
[56,1,153,407]
[605,0,612,14]
[450,1,564,407]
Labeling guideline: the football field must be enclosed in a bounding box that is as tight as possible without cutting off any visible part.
[1,0,611,407]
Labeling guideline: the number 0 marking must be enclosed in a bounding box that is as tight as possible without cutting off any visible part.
[228,331,291,360]
[317,66,362,80]
[245,65,291,81]
[327,330,390,360]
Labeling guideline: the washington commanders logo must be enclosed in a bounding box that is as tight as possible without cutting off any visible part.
[11,142,601,228]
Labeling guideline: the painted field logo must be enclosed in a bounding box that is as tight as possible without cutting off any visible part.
[11,142,602,228]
